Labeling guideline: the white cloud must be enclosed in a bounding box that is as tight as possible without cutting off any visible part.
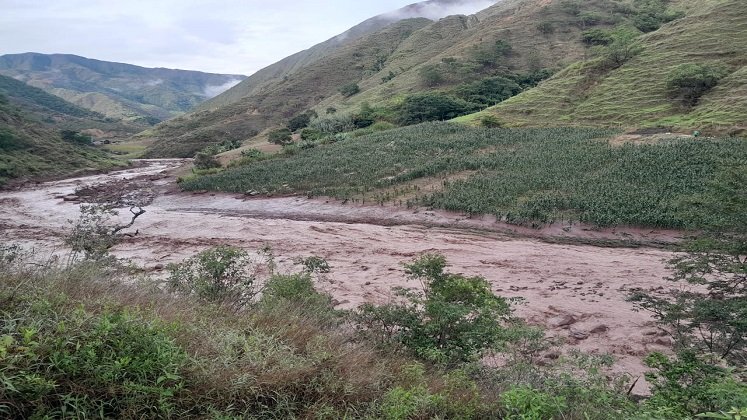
[202,78,243,97]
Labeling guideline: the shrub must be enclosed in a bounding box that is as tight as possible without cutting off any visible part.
[398,92,479,125]
[666,63,728,107]
[309,113,356,135]
[287,112,312,132]
[455,76,522,106]
[193,151,221,170]
[300,127,322,141]
[167,246,262,308]
[0,128,28,151]
[536,21,554,34]
[596,28,643,69]
[472,40,512,68]
[582,29,614,46]
[60,130,93,146]
[339,83,360,97]
[0,306,187,418]
[501,387,567,420]
[420,64,444,87]
[268,128,293,145]
[356,254,514,364]
[326,107,337,114]
[643,352,747,417]
[480,115,503,128]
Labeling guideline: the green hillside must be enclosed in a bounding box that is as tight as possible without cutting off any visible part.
[0,53,246,125]
[0,77,122,185]
[462,0,747,134]
[142,0,647,157]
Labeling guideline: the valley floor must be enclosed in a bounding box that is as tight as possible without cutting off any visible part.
[0,160,685,394]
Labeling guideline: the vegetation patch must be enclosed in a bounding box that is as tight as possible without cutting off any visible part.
[181,123,747,230]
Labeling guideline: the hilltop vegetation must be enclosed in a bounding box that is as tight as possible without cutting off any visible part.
[466,0,747,134]
[141,0,648,157]
[0,53,245,125]
[0,77,123,185]
[137,0,747,159]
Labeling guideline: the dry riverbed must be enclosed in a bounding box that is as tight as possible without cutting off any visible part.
[0,160,688,394]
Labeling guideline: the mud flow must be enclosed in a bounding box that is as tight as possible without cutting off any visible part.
[0,159,685,393]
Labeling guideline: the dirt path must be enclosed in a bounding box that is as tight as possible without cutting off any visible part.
[0,160,684,393]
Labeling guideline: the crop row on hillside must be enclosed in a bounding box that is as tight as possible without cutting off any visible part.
[181,123,747,229]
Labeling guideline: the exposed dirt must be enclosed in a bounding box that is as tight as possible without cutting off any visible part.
[0,159,691,394]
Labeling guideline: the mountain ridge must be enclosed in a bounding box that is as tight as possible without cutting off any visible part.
[0,53,246,124]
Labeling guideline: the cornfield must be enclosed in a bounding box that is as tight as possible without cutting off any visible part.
[181,122,746,229]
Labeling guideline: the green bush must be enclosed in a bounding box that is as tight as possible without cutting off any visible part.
[455,76,522,106]
[356,254,513,364]
[268,128,293,145]
[0,128,28,151]
[582,29,614,46]
[287,112,312,132]
[643,352,747,418]
[501,387,567,420]
[167,246,260,308]
[193,151,221,170]
[60,130,93,146]
[398,92,479,125]
[420,64,444,87]
[666,63,728,107]
[339,83,360,97]
[0,300,186,418]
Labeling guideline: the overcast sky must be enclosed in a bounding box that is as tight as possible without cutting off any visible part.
[0,1,453,76]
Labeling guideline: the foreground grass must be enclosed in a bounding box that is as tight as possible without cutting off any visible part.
[181,123,747,229]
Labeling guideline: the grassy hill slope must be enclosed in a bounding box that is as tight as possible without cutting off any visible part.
[142,18,434,158]
[462,0,746,134]
[0,77,122,185]
[142,0,706,157]
[0,53,246,124]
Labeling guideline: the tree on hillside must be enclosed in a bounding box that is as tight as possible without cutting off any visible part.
[666,63,728,107]
[339,83,360,98]
[268,128,293,145]
[398,92,479,125]
[596,28,643,69]
[287,112,312,132]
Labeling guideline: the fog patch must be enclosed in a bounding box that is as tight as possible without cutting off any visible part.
[383,0,501,21]
[145,79,163,86]
[203,78,242,98]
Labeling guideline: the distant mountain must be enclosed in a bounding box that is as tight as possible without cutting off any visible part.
[0,75,121,185]
[0,53,246,125]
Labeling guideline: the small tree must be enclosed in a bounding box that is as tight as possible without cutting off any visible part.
[339,83,360,97]
[287,112,312,132]
[167,246,261,308]
[419,64,444,87]
[193,151,221,170]
[582,29,613,46]
[356,254,514,364]
[596,29,643,69]
[398,92,478,125]
[666,63,728,107]
[268,128,293,145]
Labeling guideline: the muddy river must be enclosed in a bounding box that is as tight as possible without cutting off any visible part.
[0,160,686,393]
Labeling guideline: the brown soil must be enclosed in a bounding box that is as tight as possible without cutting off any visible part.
[0,159,690,394]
